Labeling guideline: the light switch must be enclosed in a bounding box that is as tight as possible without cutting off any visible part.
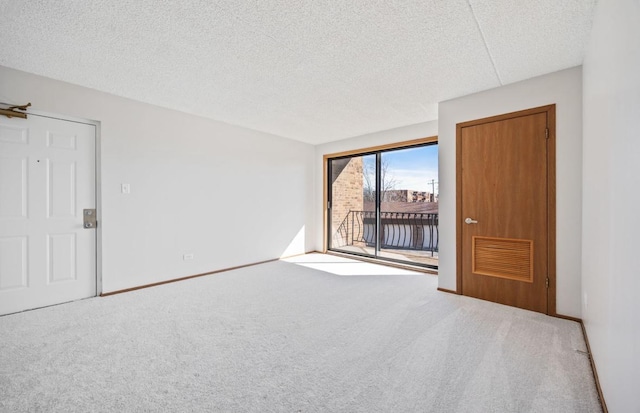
[121,183,131,194]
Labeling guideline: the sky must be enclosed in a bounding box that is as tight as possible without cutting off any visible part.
[363,145,438,194]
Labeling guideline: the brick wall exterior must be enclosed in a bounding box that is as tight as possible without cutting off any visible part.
[383,189,435,202]
[330,157,364,246]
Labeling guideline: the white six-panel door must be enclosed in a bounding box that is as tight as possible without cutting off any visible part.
[0,114,96,315]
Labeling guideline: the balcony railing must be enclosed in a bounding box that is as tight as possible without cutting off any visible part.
[332,210,439,255]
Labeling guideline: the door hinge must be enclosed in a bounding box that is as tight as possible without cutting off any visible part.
[546,277,549,288]
[545,128,549,139]
[327,201,331,210]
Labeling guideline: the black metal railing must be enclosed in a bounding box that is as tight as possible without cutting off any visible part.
[333,210,438,255]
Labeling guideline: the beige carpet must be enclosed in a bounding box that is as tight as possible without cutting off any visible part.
[0,253,601,412]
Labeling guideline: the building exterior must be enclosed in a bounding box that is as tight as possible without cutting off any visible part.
[382,189,437,203]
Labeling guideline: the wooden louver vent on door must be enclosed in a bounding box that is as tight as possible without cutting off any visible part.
[472,236,533,283]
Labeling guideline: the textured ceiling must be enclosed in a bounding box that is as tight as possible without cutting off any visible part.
[0,1,596,144]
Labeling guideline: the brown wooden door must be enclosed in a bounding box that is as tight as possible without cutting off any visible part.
[457,106,555,314]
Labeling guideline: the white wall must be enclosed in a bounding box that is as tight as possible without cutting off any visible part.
[0,66,315,293]
[438,67,583,317]
[313,121,438,251]
[582,1,640,411]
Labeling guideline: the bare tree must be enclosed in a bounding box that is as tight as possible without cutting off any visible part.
[363,159,398,203]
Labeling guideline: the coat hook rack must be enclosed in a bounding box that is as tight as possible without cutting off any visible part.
[0,102,31,119]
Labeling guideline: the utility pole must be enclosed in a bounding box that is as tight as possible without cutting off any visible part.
[430,179,435,202]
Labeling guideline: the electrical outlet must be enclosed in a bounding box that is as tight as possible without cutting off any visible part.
[183,253,194,261]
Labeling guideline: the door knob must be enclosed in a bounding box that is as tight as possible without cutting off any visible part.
[465,217,478,224]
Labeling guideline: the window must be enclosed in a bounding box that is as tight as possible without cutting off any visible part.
[326,138,438,269]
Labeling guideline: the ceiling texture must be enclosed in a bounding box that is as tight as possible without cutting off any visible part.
[0,1,596,144]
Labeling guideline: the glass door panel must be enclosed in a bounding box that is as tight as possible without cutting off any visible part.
[329,154,376,257]
[379,146,438,267]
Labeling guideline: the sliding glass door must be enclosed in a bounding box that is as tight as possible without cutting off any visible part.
[328,142,438,268]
